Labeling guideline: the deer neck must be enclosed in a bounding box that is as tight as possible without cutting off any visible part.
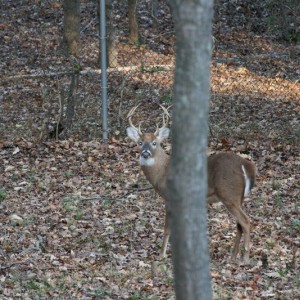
[140,149,169,198]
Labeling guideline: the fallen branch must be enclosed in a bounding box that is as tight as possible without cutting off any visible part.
[6,65,174,81]
[79,186,153,202]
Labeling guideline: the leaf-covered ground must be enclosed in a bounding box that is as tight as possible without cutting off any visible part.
[1,0,299,299]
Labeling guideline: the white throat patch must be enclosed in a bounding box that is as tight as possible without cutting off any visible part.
[140,156,155,167]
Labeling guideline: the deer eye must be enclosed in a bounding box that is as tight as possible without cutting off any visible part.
[152,142,157,146]
[138,141,143,146]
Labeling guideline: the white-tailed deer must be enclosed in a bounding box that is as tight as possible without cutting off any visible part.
[126,105,256,263]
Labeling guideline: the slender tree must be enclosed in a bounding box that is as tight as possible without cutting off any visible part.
[106,0,118,67]
[128,0,140,44]
[167,0,214,299]
[97,0,118,67]
[62,0,80,56]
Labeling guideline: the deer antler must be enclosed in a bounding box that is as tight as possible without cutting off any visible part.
[154,104,171,135]
[127,104,142,135]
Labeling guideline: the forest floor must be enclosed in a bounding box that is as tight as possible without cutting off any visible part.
[1,0,299,299]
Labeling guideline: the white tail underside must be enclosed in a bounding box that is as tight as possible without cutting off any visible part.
[242,164,251,197]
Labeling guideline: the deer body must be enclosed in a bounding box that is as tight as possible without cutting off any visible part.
[127,107,256,263]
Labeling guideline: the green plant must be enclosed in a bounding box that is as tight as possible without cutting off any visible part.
[291,219,300,230]
[130,291,155,300]
[266,241,275,249]
[63,171,74,177]
[24,279,51,296]
[272,180,280,190]
[278,266,292,277]
[274,195,283,208]
[74,208,83,220]
[103,198,113,209]
[62,197,76,211]
[0,188,7,202]
[62,197,83,220]
[115,223,131,235]
[93,287,106,299]
[162,94,172,105]
[131,291,141,300]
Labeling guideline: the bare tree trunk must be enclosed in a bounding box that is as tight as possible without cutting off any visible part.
[62,0,80,56]
[151,0,158,31]
[64,73,79,131]
[167,0,214,299]
[98,0,118,67]
[128,0,140,44]
[106,0,118,67]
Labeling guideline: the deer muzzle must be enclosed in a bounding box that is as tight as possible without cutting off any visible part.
[141,149,152,159]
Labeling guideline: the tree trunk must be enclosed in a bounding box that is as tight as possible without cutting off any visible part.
[128,0,140,44]
[151,0,158,31]
[167,0,214,299]
[105,0,118,67]
[64,73,79,132]
[98,0,118,67]
[63,0,80,56]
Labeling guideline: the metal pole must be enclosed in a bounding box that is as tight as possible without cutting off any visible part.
[99,0,108,141]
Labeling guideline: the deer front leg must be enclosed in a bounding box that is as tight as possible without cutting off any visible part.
[159,213,170,258]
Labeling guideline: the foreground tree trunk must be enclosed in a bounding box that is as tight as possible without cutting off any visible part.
[63,0,80,56]
[167,0,214,299]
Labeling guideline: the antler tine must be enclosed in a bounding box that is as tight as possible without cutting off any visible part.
[154,104,171,135]
[138,122,142,135]
[154,123,159,136]
[159,104,171,128]
[127,104,142,134]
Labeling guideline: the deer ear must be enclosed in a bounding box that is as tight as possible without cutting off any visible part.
[126,127,140,143]
[156,127,170,143]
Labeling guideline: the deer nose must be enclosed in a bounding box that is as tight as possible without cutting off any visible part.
[141,150,152,159]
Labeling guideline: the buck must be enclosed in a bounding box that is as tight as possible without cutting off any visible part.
[126,105,256,263]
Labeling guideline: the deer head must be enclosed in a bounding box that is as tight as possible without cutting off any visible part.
[126,105,170,168]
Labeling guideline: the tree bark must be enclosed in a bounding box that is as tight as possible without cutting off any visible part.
[128,0,140,44]
[97,0,118,67]
[64,73,79,132]
[167,0,214,299]
[151,0,159,31]
[63,0,80,56]
[106,0,118,67]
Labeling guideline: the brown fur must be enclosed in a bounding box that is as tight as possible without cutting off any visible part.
[127,127,256,263]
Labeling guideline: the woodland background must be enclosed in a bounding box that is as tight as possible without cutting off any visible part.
[0,0,299,299]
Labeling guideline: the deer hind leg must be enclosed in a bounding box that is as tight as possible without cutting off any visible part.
[232,223,243,261]
[159,214,170,258]
[225,204,250,264]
